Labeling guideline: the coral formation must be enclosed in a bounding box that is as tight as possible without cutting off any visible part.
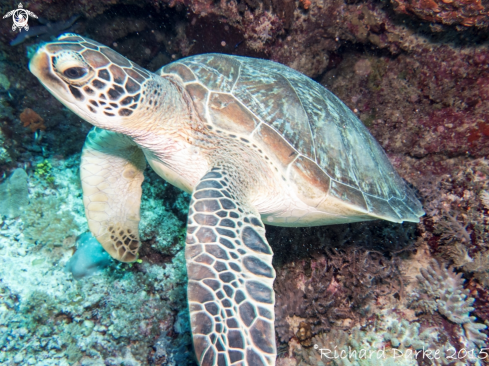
[0,168,28,218]
[414,159,489,287]
[274,247,406,343]
[65,232,112,280]
[0,155,194,365]
[392,0,489,27]
[20,108,45,132]
[293,312,457,366]
[0,0,488,364]
[410,260,487,350]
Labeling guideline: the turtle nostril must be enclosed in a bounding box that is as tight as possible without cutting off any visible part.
[63,67,87,79]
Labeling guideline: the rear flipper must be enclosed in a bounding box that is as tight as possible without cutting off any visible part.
[186,168,276,366]
[81,127,146,262]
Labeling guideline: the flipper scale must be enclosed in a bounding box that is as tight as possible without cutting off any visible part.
[186,168,277,366]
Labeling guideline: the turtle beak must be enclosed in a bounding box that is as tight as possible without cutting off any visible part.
[29,46,79,111]
[29,47,67,92]
[29,48,47,79]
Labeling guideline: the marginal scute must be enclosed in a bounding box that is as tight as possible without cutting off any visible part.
[133,65,150,79]
[405,189,425,216]
[209,93,258,135]
[389,197,420,222]
[364,194,401,221]
[254,123,298,167]
[328,180,368,213]
[289,155,330,207]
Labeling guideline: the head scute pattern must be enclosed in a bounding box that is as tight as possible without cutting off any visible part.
[44,34,151,118]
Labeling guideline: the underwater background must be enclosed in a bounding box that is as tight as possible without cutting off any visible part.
[0,0,488,365]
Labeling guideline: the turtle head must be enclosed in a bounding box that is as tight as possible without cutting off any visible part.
[29,34,151,130]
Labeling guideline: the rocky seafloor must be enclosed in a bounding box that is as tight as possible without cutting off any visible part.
[0,0,488,365]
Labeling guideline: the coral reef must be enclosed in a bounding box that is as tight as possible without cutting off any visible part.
[65,232,112,280]
[392,0,489,27]
[410,259,487,350]
[413,159,489,289]
[0,168,28,218]
[20,108,45,132]
[0,155,194,365]
[274,247,406,343]
[296,316,454,365]
[0,0,488,364]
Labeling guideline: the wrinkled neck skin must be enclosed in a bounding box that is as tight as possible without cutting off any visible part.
[117,74,196,151]
[111,74,210,192]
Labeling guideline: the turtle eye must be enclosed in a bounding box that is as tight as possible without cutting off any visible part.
[63,67,87,79]
[53,51,93,85]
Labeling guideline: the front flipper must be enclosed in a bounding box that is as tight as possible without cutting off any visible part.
[81,127,146,262]
[186,168,276,366]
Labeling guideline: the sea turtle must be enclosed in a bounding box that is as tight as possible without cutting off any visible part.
[29,34,424,366]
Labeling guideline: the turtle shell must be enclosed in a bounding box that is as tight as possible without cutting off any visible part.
[160,54,424,224]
